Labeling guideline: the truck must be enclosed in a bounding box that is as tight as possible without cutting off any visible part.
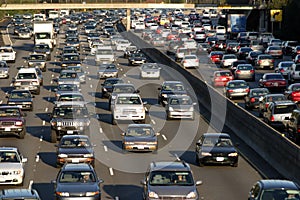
[227,14,246,40]
[33,21,56,50]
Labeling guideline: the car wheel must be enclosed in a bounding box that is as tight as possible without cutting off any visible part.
[198,160,204,167]
[19,129,26,139]
[51,130,57,143]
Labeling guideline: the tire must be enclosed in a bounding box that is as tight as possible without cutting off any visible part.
[51,130,57,143]
[19,129,26,139]
[140,119,145,124]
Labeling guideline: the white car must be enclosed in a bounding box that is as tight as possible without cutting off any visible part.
[115,39,131,51]
[140,63,161,79]
[216,25,226,34]
[181,54,199,69]
[112,93,146,125]
[166,95,196,120]
[0,46,16,63]
[0,147,27,185]
[220,54,238,68]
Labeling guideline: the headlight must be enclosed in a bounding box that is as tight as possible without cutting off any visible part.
[186,191,197,199]
[83,154,94,158]
[228,152,238,157]
[201,152,212,156]
[56,192,69,197]
[168,107,174,111]
[162,94,167,98]
[8,102,15,104]
[58,154,68,158]
[51,121,56,126]
[103,88,107,92]
[86,191,99,196]
[28,62,33,65]
[148,191,159,199]
[147,141,157,145]
[15,121,23,126]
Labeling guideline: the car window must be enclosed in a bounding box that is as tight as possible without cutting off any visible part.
[0,108,21,117]
[274,105,297,114]
[126,127,154,137]
[0,151,20,162]
[59,171,95,183]
[17,73,37,79]
[149,171,193,186]
[116,96,141,104]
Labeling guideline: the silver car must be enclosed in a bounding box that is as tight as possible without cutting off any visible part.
[140,63,161,79]
[57,70,81,89]
[166,95,196,120]
[98,63,118,79]
[0,60,9,79]
[225,80,250,99]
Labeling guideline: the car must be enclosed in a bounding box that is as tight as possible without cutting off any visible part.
[0,46,16,63]
[0,147,27,185]
[263,100,297,128]
[211,70,234,87]
[249,40,264,52]
[53,163,103,200]
[225,80,250,99]
[140,63,161,79]
[258,32,274,44]
[180,54,199,69]
[0,189,41,200]
[18,27,32,39]
[0,106,26,139]
[230,60,247,74]
[54,83,81,100]
[193,31,206,42]
[258,93,287,117]
[13,68,41,95]
[284,83,300,103]
[195,133,239,167]
[112,93,146,125]
[237,47,253,60]
[65,37,80,51]
[128,51,147,66]
[234,64,255,81]
[248,179,300,200]
[282,40,299,55]
[56,135,95,167]
[165,95,196,120]
[57,70,81,89]
[150,36,166,47]
[245,50,263,66]
[123,46,138,58]
[294,54,300,64]
[33,43,51,61]
[255,54,275,69]
[60,53,81,69]
[220,54,238,68]
[268,38,282,47]
[265,45,283,59]
[27,54,47,72]
[121,124,158,152]
[291,45,300,59]
[50,102,91,142]
[115,39,131,51]
[196,43,210,53]
[6,89,34,111]
[66,65,86,83]
[244,88,269,110]
[175,47,191,62]
[286,109,300,144]
[158,81,187,106]
[141,160,202,200]
[236,32,247,42]
[0,60,9,79]
[56,92,85,103]
[290,63,300,82]
[259,73,287,92]
[208,51,223,64]
[101,78,124,98]
[275,61,295,81]
[60,46,78,56]
[225,42,239,54]
[97,63,118,79]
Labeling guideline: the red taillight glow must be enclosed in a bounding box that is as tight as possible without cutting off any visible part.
[250,69,255,73]
[236,70,241,74]
[265,103,269,108]
[271,116,275,121]
[250,98,256,103]
[228,89,234,93]
[246,88,250,93]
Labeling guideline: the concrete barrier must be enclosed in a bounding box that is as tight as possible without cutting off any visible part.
[120,27,300,184]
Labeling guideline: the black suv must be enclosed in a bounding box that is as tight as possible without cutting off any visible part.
[141,160,202,200]
[50,102,90,143]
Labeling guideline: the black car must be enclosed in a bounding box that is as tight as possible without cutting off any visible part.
[244,88,270,110]
[158,81,187,106]
[33,43,51,61]
[101,78,124,98]
[237,47,253,60]
[60,53,81,69]
[195,133,239,167]
[56,135,95,167]
[248,179,300,200]
[65,37,80,50]
[53,163,103,200]
[6,89,34,111]
[123,46,138,58]
[128,51,147,66]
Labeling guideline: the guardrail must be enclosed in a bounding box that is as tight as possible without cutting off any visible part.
[119,26,300,184]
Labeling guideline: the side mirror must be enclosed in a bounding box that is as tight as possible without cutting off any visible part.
[193,102,197,106]
[140,180,146,185]
[32,95,35,98]
[195,180,203,186]
[135,89,140,93]
[120,132,125,136]
[158,87,161,90]
[22,157,28,163]
[156,132,160,136]
[143,101,148,105]
[51,180,57,184]
[98,179,104,184]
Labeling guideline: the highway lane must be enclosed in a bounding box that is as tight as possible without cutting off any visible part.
[0,19,265,200]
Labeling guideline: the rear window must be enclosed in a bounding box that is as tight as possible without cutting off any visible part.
[274,105,297,114]
[295,65,300,71]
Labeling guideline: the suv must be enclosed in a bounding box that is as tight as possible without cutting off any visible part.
[0,147,27,185]
[112,93,146,125]
[286,109,300,144]
[0,106,26,139]
[0,189,41,200]
[50,102,91,143]
[0,46,16,63]
[141,160,202,200]
[13,68,41,95]
[263,100,298,129]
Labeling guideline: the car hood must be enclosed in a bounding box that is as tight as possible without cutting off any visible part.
[149,185,196,196]
[58,147,94,155]
[56,183,99,193]
[98,69,118,73]
[0,163,23,170]
[0,117,23,121]
[168,105,193,110]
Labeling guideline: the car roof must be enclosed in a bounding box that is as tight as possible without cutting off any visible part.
[127,124,153,128]
[116,93,140,97]
[163,81,183,84]
[202,133,230,138]
[54,101,86,107]
[258,179,299,190]
[62,163,93,171]
[1,189,40,199]
[18,68,37,73]
[150,161,191,172]
[61,134,90,140]
[0,147,18,151]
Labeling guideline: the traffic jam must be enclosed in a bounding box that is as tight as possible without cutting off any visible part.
[0,6,299,200]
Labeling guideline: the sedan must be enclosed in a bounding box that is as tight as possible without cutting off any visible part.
[234,64,255,81]
[57,70,81,89]
[225,80,250,99]
[255,54,274,69]
[244,88,269,110]
[265,45,283,59]
[150,37,165,47]
[181,54,199,69]
[284,83,300,103]
[275,61,295,81]
[140,63,161,79]
[195,133,239,167]
[27,54,47,72]
[246,50,263,66]
[53,163,103,200]
[121,124,159,152]
[158,81,187,106]
[66,65,86,83]
[208,51,223,64]
[220,54,238,68]
[258,93,287,117]
[259,73,287,92]
[128,52,147,66]
[165,95,196,120]
[211,70,234,87]
[56,135,95,167]
[97,63,118,79]
[237,47,253,60]
[0,60,9,79]
[7,89,34,111]
[54,83,81,100]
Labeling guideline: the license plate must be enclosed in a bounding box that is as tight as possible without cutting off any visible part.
[72,158,80,163]
[4,127,11,131]
[216,157,224,162]
[235,89,243,92]
[274,82,279,86]
[67,130,73,134]
[137,145,145,149]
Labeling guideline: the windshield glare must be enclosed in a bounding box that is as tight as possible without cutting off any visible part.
[149,171,194,186]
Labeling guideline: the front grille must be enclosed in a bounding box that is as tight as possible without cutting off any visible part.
[212,153,227,157]
[0,171,11,175]
[62,121,74,126]
[123,109,137,114]
[1,121,15,126]
[159,197,186,200]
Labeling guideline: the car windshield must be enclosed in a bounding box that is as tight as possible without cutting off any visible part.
[0,108,21,117]
[227,82,247,88]
[216,71,232,77]
[266,95,286,102]
[60,72,77,79]
[238,65,252,70]
[126,127,155,137]
[17,73,37,79]
[53,107,88,118]
[0,151,20,163]
[99,64,116,70]
[10,91,31,99]
[58,84,78,91]
[60,137,92,148]
[169,97,192,105]
[0,62,7,68]
[67,67,82,72]
[59,171,96,183]
[202,136,233,147]
[113,86,135,93]
[162,83,185,91]
[116,96,141,104]
[58,95,84,102]
[281,62,294,68]
[274,105,297,114]
[63,55,79,61]
[142,64,159,70]
[29,55,44,60]
[149,171,194,186]
[251,90,269,96]
[225,55,236,59]
[260,189,300,200]
[265,74,283,80]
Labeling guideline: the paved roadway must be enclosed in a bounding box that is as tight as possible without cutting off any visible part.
[0,19,286,200]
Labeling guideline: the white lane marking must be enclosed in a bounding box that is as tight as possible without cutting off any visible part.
[52,74,54,77]
[99,128,103,133]
[104,146,108,152]
[50,80,53,84]
[24,60,26,63]
[162,134,167,141]
[42,121,46,126]
[115,197,119,200]
[88,77,91,81]
[123,74,127,77]
[128,80,130,83]
[45,107,48,112]
[109,167,114,176]
[90,84,93,88]
[151,119,156,125]
[0,100,2,104]
[35,155,39,162]
[40,136,43,141]
[29,180,34,189]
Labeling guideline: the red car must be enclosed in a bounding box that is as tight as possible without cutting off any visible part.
[259,73,287,92]
[208,51,223,64]
[284,83,300,103]
[211,70,234,87]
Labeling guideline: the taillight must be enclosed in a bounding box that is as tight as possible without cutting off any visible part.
[271,59,275,63]
[228,89,234,93]
[258,60,262,64]
[292,91,299,97]
[236,70,241,74]
[246,88,250,93]
[271,116,275,121]
[250,97,256,103]
[280,69,284,72]
[195,59,199,62]
[265,103,269,108]
[250,69,255,73]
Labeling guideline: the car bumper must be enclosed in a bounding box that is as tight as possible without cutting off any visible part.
[168,111,194,119]
[57,157,95,166]
[114,114,145,121]
[7,103,33,110]
[0,73,9,78]
[0,174,24,185]
[227,92,248,98]
[55,195,100,200]
[0,127,24,134]
[98,73,117,79]
[198,155,238,165]
[124,144,157,151]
